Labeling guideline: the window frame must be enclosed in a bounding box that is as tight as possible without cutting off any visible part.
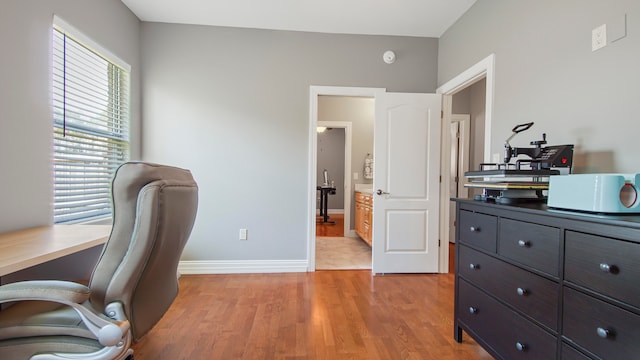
[52,16,131,224]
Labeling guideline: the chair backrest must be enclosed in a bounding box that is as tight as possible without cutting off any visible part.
[88,162,198,341]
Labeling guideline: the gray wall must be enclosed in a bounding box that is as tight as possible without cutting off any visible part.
[0,0,142,233]
[439,0,640,173]
[140,23,438,261]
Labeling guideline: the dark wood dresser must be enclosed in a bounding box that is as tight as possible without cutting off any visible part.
[453,199,640,359]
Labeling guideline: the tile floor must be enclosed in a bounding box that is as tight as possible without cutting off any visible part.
[315,236,372,270]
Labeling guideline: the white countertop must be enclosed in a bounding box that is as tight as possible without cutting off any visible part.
[355,184,373,194]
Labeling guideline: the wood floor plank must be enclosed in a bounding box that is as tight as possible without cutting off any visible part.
[316,214,344,237]
[131,271,492,359]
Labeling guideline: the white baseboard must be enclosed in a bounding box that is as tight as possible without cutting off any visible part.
[178,260,309,274]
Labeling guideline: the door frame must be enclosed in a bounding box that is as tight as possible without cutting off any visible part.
[448,114,471,244]
[317,120,352,235]
[436,53,495,273]
[307,86,385,271]
[451,114,471,200]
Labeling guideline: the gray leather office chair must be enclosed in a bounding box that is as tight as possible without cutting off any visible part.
[0,162,198,359]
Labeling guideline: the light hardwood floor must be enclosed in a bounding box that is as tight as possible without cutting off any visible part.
[131,271,491,359]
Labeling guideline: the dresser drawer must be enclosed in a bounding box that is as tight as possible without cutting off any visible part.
[458,210,497,253]
[564,231,640,309]
[459,245,558,330]
[561,344,592,360]
[563,287,640,360]
[498,218,560,277]
[458,279,557,359]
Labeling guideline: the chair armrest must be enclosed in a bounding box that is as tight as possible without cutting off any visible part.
[0,280,130,347]
[0,280,90,304]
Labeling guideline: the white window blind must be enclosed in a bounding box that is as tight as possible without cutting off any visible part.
[52,25,130,224]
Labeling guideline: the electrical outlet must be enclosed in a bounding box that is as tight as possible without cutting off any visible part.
[239,228,248,240]
[592,24,607,52]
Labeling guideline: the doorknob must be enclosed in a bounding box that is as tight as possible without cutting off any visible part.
[376,189,389,195]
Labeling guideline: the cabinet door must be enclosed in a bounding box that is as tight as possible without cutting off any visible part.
[355,203,364,238]
[365,205,372,245]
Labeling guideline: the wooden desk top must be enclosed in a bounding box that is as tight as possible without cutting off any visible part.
[0,225,111,277]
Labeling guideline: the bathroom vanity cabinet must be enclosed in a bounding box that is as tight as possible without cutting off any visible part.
[355,191,372,246]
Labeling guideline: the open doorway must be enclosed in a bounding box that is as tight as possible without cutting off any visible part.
[437,54,495,273]
[315,100,373,270]
[308,87,382,271]
[315,125,346,236]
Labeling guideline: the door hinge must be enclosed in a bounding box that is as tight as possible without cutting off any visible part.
[438,239,441,247]
[441,110,444,119]
[439,175,442,183]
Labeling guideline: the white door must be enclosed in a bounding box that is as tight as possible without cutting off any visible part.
[372,92,442,274]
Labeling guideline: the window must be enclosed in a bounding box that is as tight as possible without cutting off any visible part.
[52,19,130,224]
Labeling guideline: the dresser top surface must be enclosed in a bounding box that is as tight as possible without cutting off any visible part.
[454,198,640,229]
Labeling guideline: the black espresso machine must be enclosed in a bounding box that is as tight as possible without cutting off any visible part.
[464,122,574,204]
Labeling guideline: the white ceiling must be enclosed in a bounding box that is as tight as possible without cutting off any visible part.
[120,0,476,38]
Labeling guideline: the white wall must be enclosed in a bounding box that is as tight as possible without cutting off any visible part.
[0,0,141,233]
[438,0,640,173]
[140,23,439,262]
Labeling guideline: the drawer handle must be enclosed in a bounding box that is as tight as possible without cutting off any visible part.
[599,263,618,274]
[469,263,480,270]
[517,240,531,247]
[469,307,478,314]
[516,287,529,296]
[469,226,480,233]
[515,342,527,352]
[597,327,613,339]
